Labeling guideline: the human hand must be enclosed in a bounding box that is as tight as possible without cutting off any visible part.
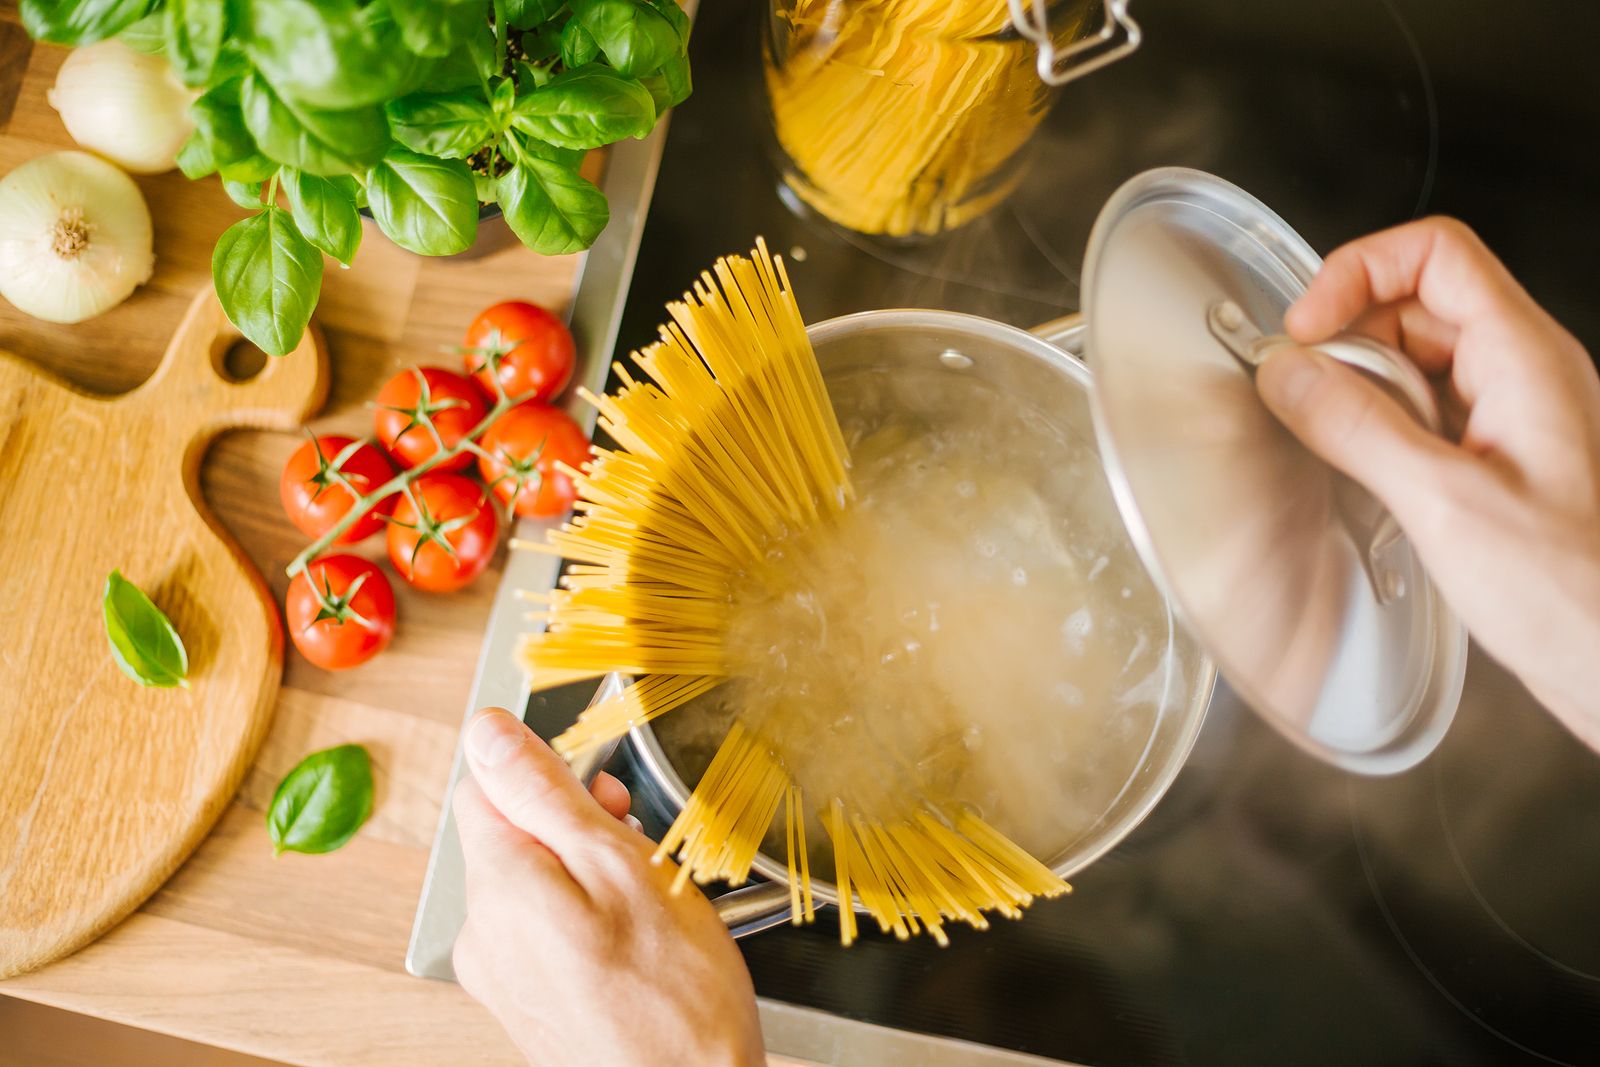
[1255,217,1600,749]
[452,708,765,1067]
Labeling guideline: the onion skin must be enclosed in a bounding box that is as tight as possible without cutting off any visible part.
[47,39,196,175]
[0,151,155,323]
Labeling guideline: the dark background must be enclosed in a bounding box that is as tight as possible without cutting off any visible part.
[591,1,1600,1063]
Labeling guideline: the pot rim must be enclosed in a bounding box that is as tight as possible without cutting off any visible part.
[628,308,1217,914]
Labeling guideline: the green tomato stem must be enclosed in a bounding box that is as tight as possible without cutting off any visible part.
[285,383,525,579]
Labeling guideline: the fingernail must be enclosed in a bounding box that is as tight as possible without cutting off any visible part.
[624,814,643,834]
[1259,347,1325,408]
[467,711,529,768]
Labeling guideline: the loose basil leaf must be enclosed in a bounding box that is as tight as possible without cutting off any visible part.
[389,0,482,59]
[246,0,425,111]
[213,207,324,357]
[366,149,478,256]
[496,157,608,255]
[512,66,655,149]
[266,744,374,856]
[281,169,363,266]
[117,9,167,52]
[569,0,680,78]
[386,90,495,160]
[503,0,567,30]
[103,569,188,689]
[223,178,263,208]
[21,0,154,45]
[560,20,600,68]
[240,72,390,177]
[164,0,227,86]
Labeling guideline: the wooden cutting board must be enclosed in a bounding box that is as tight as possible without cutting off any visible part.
[0,287,327,978]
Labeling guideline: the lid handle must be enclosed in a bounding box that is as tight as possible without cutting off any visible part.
[1009,0,1142,87]
[1207,300,1442,606]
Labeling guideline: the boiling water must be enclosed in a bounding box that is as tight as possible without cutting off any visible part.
[652,362,1197,873]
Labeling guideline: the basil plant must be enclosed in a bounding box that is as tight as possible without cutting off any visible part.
[22,0,691,355]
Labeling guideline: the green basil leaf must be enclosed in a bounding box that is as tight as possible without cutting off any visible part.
[223,178,262,208]
[520,26,560,63]
[281,169,363,266]
[213,207,324,357]
[511,65,655,150]
[387,90,494,160]
[164,0,226,85]
[503,0,567,30]
[568,0,680,77]
[116,9,167,52]
[491,76,515,125]
[246,0,425,110]
[218,153,281,183]
[175,131,216,178]
[640,55,691,114]
[241,72,391,177]
[516,136,584,169]
[366,149,478,256]
[473,168,499,206]
[22,0,154,45]
[389,0,482,59]
[266,744,374,856]
[496,157,607,255]
[103,569,188,688]
[191,83,261,168]
[560,20,599,68]
[646,0,690,48]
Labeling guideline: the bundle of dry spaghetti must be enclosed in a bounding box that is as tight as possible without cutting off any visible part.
[765,0,1086,237]
[517,240,1070,944]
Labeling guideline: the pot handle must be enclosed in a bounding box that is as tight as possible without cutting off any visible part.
[714,882,797,939]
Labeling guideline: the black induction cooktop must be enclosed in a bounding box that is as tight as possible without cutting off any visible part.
[538,1,1600,1063]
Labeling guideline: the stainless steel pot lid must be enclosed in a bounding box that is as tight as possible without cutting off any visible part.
[1081,167,1467,775]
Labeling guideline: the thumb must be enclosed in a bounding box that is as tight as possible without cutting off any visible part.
[463,708,616,859]
[1255,345,1454,514]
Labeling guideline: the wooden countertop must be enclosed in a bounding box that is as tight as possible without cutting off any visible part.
[0,18,587,1067]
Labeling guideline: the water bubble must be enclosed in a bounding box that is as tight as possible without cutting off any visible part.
[1120,586,1132,599]
[955,480,976,499]
[1012,567,1028,587]
[1087,555,1109,582]
[976,539,997,559]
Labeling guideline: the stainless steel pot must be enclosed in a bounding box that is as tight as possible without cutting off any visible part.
[617,309,1219,936]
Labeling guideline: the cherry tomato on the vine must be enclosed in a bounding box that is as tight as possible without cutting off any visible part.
[477,402,592,518]
[285,555,397,671]
[386,473,500,592]
[373,366,486,472]
[461,301,576,405]
[279,435,396,543]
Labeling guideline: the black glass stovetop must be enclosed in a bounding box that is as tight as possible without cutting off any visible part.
[532,0,1600,1062]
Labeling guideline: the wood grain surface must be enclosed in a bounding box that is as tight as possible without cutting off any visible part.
[0,19,577,1066]
[0,287,326,979]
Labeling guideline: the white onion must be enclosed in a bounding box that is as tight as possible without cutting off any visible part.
[0,151,155,323]
[47,39,196,174]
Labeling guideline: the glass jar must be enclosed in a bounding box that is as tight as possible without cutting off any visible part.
[764,0,1136,239]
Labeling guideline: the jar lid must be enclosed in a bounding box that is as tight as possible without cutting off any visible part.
[1081,167,1467,775]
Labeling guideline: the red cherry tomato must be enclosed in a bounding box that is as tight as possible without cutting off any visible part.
[386,473,500,592]
[285,555,397,670]
[477,403,592,518]
[278,435,396,543]
[462,301,576,405]
[373,366,487,472]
